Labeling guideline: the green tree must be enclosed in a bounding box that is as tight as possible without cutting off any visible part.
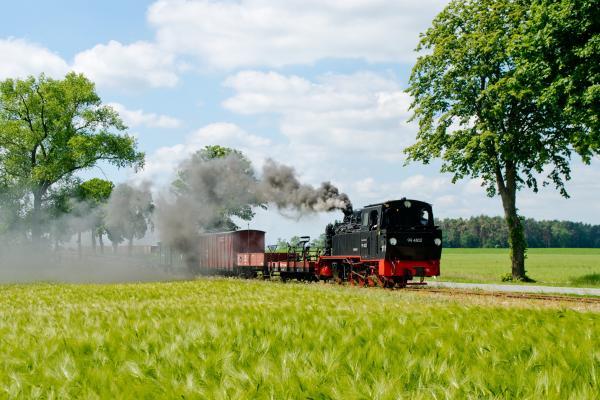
[0,73,144,244]
[275,236,302,252]
[525,1,599,151]
[78,178,114,253]
[105,183,154,255]
[44,178,81,249]
[405,0,598,280]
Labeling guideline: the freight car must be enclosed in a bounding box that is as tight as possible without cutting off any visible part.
[185,198,442,288]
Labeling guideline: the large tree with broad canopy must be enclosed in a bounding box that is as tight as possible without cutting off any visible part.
[405,0,598,279]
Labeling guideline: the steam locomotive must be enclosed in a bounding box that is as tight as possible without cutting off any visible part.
[163,198,442,288]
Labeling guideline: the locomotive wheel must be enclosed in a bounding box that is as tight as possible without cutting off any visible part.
[381,277,394,289]
[367,275,377,287]
[356,275,366,287]
[395,278,407,289]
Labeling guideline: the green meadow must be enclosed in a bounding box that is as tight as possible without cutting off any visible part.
[440,248,600,287]
[1,279,598,399]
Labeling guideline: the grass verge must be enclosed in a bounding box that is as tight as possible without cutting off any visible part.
[439,248,600,287]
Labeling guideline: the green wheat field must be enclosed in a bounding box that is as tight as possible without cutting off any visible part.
[1,279,599,399]
[440,248,600,286]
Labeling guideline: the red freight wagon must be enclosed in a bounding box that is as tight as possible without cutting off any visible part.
[198,230,265,274]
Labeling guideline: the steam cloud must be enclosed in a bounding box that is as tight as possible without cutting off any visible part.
[0,184,172,283]
[156,154,352,273]
[0,151,352,281]
[259,159,352,214]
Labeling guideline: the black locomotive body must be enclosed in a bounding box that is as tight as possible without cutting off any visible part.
[318,198,442,286]
[329,198,442,261]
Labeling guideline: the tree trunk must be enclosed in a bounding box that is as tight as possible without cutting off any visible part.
[91,229,97,254]
[128,236,133,256]
[496,163,527,280]
[77,231,82,259]
[31,189,43,245]
[112,242,118,254]
[98,232,104,254]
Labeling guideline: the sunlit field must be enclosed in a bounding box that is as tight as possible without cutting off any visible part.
[1,279,598,399]
[439,248,600,287]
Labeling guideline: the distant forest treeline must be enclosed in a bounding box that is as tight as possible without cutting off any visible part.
[436,216,600,248]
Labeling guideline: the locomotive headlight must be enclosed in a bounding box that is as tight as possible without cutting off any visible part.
[434,238,442,246]
[404,200,412,208]
[389,237,398,246]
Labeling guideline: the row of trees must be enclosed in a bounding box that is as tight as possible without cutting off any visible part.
[0,73,152,253]
[438,216,600,248]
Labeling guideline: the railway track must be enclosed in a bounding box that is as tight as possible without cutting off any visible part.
[405,286,600,304]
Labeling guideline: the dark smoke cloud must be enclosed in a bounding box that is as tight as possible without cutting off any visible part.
[0,151,352,281]
[259,159,352,214]
[156,154,352,273]
[155,154,259,269]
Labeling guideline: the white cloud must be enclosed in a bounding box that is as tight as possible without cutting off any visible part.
[148,0,448,68]
[135,123,272,184]
[0,38,69,80]
[223,70,415,163]
[0,37,181,90]
[72,40,179,89]
[188,122,271,148]
[108,102,182,129]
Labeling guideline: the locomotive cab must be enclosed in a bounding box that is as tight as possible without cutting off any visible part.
[378,200,442,263]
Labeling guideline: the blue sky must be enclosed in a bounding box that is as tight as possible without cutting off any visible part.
[1,0,599,243]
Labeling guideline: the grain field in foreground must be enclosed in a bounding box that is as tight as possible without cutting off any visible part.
[0,279,598,399]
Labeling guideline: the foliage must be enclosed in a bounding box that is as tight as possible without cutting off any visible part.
[0,72,144,241]
[44,178,82,244]
[273,234,326,252]
[405,0,599,279]
[105,183,154,249]
[78,178,114,207]
[310,233,326,249]
[77,178,114,248]
[437,216,600,248]
[440,248,600,287]
[0,279,598,399]
[274,236,302,251]
[525,0,599,152]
